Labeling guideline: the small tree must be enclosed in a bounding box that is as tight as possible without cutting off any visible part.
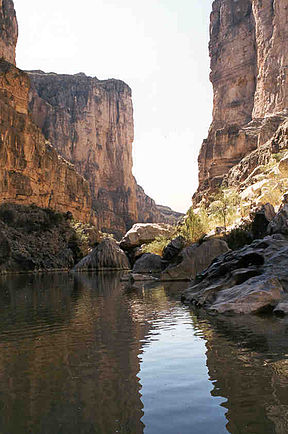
[179,207,206,243]
[209,187,240,229]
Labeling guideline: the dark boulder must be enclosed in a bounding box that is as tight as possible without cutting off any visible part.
[73,238,130,271]
[132,253,162,274]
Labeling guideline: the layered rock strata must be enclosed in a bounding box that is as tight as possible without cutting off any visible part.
[28,72,182,236]
[195,0,288,201]
[0,61,92,222]
[0,1,92,222]
[27,71,137,236]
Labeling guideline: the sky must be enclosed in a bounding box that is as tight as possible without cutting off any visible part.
[13,0,213,213]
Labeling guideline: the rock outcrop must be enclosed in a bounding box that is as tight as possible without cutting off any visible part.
[0,0,17,65]
[161,238,229,281]
[0,203,85,273]
[73,238,130,271]
[132,253,162,274]
[182,234,288,314]
[195,0,288,202]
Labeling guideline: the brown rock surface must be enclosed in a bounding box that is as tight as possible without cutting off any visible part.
[0,60,92,222]
[195,0,288,202]
[0,0,17,65]
[27,70,137,237]
[161,238,230,281]
[28,72,182,236]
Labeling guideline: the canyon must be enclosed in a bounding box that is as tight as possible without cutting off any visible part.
[0,0,182,239]
[195,0,288,203]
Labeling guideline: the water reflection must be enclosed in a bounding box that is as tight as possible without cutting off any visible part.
[190,310,288,434]
[0,274,287,433]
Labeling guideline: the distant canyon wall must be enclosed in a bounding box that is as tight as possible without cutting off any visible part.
[195,0,288,202]
[28,71,183,235]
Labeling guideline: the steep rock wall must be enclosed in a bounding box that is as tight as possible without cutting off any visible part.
[0,0,92,222]
[27,71,138,237]
[196,0,288,202]
[28,71,182,235]
[0,0,17,65]
[0,61,92,222]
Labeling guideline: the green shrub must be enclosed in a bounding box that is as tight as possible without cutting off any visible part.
[225,226,253,250]
[142,236,171,256]
[177,207,207,244]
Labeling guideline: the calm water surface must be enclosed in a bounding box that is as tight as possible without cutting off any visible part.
[0,273,287,433]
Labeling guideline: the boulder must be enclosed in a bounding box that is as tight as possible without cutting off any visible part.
[120,223,174,250]
[182,235,288,315]
[73,238,130,271]
[251,203,275,239]
[132,253,162,274]
[162,236,185,262]
[207,276,283,314]
[161,238,229,281]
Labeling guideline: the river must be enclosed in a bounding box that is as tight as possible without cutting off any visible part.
[0,272,287,433]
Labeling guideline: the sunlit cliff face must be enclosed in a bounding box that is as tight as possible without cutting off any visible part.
[196,0,288,201]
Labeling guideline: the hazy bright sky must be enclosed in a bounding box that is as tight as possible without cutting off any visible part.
[13,0,213,213]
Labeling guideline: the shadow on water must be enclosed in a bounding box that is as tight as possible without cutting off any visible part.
[0,274,287,433]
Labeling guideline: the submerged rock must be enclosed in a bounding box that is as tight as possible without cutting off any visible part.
[161,238,229,281]
[120,223,174,250]
[73,238,130,271]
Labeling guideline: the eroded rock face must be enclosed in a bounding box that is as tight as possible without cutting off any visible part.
[0,204,84,273]
[0,61,92,222]
[0,0,17,65]
[195,0,288,201]
[27,71,137,237]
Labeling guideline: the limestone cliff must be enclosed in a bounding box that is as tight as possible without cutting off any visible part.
[0,1,92,223]
[195,0,288,202]
[28,71,182,236]
[27,71,137,237]
[0,0,17,65]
